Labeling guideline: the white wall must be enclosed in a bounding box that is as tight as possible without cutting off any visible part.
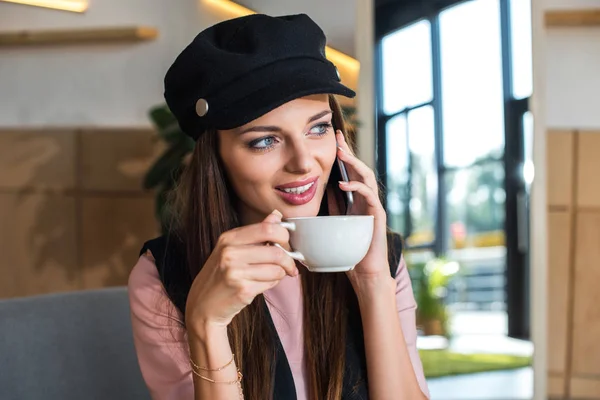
[545,28,600,128]
[0,1,361,128]
[354,0,376,170]
[0,0,227,127]
[543,0,600,129]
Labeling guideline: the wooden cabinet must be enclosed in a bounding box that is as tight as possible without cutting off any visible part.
[547,130,574,208]
[572,213,600,376]
[547,130,600,399]
[577,132,600,208]
[548,211,571,375]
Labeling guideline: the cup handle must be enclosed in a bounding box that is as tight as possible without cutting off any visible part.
[279,221,296,231]
[276,222,306,261]
[273,243,306,262]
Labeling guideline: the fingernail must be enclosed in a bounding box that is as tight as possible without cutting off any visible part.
[272,209,283,217]
[339,181,348,186]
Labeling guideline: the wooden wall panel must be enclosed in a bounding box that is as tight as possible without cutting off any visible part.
[0,127,161,299]
[547,129,600,398]
[0,129,75,191]
[548,211,572,374]
[547,130,575,207]
[572,212,600,376]
[0,193,79,298]
[80,128,162,192]
[571,376,600,399]
[548,374,565,399]
[577,132,600,208]
[80,196,158,289]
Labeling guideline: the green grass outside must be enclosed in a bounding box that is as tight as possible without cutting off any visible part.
[420,349,532,378]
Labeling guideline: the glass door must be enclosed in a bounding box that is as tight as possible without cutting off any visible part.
[376,0,534,396]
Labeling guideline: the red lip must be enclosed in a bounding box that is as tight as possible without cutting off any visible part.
[275,176,318,189]
[275,176,319,206]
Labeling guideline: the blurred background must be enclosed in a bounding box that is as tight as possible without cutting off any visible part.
[0,0,599,399]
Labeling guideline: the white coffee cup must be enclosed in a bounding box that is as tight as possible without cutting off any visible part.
[274,215,374,272]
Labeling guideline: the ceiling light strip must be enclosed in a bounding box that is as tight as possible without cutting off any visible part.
[0,0,88,13]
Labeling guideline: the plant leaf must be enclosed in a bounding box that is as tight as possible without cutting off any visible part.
[149,105,185,144]
[143,141,188,189]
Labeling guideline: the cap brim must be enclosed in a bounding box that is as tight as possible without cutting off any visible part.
[210,72,356,130]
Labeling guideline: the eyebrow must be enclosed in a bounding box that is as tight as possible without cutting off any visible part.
[238,110,332,135]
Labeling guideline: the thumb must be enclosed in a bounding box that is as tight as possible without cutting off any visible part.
[263,209,283,224]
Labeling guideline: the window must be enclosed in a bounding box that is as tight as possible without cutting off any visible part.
[377,0,533,338]
[440,0,504,168]
[510,0,533,99]
[381,20,432,115]
[377,0,531,254]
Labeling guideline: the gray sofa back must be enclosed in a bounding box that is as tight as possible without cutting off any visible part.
[0,287,149,400]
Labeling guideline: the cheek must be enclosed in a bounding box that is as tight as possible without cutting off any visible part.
[218,134,272,203]
[222,150,277,195]
[313,140,337,180]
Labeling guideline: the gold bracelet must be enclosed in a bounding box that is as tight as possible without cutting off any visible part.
[189,353,235,371]
[191,368,243,385]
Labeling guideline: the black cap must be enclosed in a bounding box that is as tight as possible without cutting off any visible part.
[164,13,356,140]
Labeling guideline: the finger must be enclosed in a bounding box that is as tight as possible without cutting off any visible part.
[336,131,378,192]
[219,210,290,246]
[339,181,383,210]
[238,245,298,277]
[336,130,355,155]
[242,264,289,282]
[263,208,283,223]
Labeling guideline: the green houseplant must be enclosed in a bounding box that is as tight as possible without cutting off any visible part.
[409,257,460,337]
[142,105,195,233]
[143,103,359,233]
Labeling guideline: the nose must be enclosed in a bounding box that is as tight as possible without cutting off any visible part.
[284,139,315,174]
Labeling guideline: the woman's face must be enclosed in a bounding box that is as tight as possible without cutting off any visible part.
[218,94,336,224]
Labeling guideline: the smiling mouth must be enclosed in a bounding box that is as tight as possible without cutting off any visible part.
[276,181,315,195]
[274,177,319,206]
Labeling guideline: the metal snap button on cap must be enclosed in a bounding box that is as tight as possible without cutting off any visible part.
[195,98,209,117]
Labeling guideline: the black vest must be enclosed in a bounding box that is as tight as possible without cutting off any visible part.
[139,232,403,399]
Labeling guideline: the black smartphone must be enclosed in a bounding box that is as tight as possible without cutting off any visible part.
[337,157,354,213]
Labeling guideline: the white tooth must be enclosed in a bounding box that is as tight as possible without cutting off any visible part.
[282,182,314,194]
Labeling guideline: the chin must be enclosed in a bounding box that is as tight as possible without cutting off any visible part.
[281,204,321,218]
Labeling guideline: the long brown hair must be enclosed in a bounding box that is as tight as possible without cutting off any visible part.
[169,95,355,399]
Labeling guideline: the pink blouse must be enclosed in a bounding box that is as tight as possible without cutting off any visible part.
[128,253,430,399]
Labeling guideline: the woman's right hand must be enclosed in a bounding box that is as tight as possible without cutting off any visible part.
[184,210,298,335]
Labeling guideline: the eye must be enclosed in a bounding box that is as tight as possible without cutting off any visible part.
[309,123,333,136]
[248,136,278,151]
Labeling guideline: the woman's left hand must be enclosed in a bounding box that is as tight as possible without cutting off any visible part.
[333,130,390,285]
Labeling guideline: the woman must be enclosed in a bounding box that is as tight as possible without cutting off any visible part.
[128,13,430,400]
